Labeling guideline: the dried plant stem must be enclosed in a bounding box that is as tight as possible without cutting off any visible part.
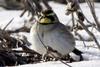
[71,13,75,30]
[41,0,52,10]
[68,0,100,50]
[85,0,100,31]
[3,18,14,31]
[77,19,100,50]
[20,9,27,17]
[74,31,87,47]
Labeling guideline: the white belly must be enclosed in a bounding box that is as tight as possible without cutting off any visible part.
[30,23,75,57]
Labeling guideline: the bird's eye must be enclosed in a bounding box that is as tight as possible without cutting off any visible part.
[46,16,55,21]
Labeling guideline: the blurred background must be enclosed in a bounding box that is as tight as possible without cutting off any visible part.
[0,0,100,10]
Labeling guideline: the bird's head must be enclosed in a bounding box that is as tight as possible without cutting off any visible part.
[38,10,59,25]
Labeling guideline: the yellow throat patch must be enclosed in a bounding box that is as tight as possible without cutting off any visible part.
[39,17,52,24]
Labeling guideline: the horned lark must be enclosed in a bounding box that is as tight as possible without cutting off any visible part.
[30,10,83,60]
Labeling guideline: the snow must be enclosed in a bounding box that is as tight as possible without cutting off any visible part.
[0,10,31,30]
[16,60,100,67]
[0,1,100,67]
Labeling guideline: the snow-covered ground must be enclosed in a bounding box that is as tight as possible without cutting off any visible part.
[0,1,100,67]
[16,60,100,67]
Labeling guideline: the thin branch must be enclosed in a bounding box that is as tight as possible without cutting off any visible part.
[68,0,100,50]
[71,13,75,31]
[3,18,14,31]
[20,9,27,17]
[76,0,99,33]
[74,31,87,47]
[41,0,52,10]
[77,19,100,50]
[85,0,100,31]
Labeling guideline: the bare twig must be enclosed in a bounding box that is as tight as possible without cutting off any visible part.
[3,18,14,31]
[72,0,97,29]
[77,19,100,50]
[74,31,87,47]
[66,0,100,50]
[6,26,30,34]
[41,0,52,10]
[85,0,100,31]
[71,13,75,31]
[20,9,27,17]
[75,0,99,37]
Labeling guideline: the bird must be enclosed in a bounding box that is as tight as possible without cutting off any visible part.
[30,9,83,61]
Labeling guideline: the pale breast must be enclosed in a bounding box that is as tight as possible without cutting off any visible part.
[30,22,75,56]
